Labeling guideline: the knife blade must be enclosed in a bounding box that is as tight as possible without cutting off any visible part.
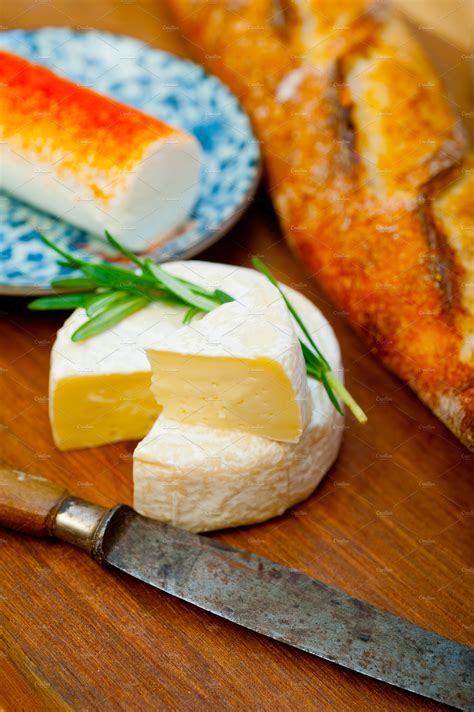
[1,468,472,710]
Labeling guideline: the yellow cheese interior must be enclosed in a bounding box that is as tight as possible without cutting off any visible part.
[51,372,160,450]
[148,353,304,443]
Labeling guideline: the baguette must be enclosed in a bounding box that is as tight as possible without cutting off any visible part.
[169,0,473,449]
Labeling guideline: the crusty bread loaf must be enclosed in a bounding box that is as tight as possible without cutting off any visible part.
[169,0,473,450]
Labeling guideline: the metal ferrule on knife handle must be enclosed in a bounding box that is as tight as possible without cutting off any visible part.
[54,499,126,558]
[0,466,123,556]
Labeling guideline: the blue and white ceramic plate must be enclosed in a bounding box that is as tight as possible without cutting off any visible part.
[0,28,260,294]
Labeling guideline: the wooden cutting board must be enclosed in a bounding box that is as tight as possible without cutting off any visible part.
[0,2,472,710]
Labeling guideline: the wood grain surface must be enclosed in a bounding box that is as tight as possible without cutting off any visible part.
[0,2,472,711]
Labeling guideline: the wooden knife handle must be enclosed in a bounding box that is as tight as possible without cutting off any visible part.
[0,467,70,536]
[0,466,116,556]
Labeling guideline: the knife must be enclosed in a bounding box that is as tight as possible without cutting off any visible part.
[1,467,472,710]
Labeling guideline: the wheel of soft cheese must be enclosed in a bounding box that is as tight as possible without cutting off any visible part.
[133,262,344,532]
[0,51,201,251]
[50,261,343,529]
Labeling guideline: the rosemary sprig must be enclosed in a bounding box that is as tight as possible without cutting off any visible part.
[28,233,366,422]
[251,257,367,423]
[72,295,149,342]
[29,233,231,341]
[29,293,90,311]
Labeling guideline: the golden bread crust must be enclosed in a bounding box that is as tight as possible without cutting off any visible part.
[169,0,473,449]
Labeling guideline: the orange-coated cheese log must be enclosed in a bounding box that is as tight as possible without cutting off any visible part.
[0,51,201,251]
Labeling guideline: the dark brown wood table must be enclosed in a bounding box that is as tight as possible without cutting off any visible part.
[0,2,472,710]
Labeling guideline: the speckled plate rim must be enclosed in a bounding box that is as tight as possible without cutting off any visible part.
[0,28,262,296]
[0,177,261,297]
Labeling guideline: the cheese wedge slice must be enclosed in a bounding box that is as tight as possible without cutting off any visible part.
[0,51,201,251]
[134,281,343,532]
[146,283,312,443]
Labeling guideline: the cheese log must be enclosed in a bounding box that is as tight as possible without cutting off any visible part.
[167,1,474,450]
[0,51,201,251]
[134,286,343,531]
[146,282,311,442]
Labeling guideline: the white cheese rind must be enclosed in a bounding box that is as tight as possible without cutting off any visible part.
[146,282,312,442]
[134,387,342,532]
[1,133,201,252]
